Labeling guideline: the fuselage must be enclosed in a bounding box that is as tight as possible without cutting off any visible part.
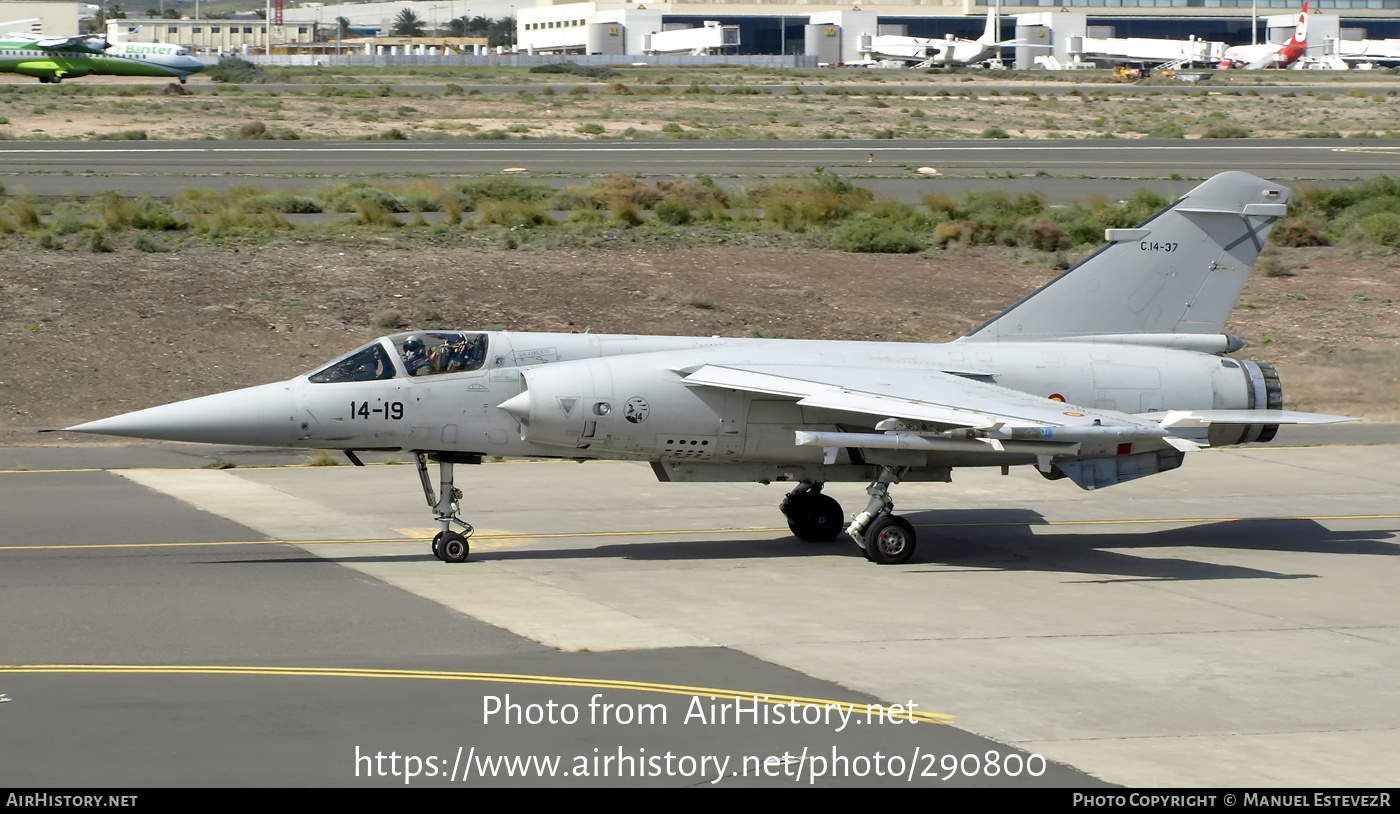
[70,331,1280,481]
[1218,40,1305,69]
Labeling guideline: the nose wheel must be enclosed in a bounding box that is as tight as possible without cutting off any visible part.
[432,530,471,563]
[417,452,479,563]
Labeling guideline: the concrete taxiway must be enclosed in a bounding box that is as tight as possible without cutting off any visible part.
[2,440,1397,786]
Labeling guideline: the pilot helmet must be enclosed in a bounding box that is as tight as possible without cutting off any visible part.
[403,335,425,354]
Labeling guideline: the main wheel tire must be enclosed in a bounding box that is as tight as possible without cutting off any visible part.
[431,531,445,561]
[865,515,916,565]
[786,493,844,543]
[439,530,470,563]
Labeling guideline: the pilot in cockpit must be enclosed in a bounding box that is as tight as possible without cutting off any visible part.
[402,335,432,376]
[442,334,486,372]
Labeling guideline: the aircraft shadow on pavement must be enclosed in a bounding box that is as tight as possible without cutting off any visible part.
[898,509,1399,582]
[214,509,1398,583]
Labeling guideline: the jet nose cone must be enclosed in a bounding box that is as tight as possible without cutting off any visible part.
[67,381,300,446]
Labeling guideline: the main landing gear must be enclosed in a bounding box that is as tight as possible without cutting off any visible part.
[415,452,479,563]
[780,482,845,543]
[848,466,917,565]
[779,467,918,564]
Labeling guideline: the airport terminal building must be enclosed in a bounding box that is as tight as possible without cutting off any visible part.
[505,0,1399,60]
[6,0,1399,61]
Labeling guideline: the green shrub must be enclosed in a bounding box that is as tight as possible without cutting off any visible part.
[91,129,148,141]
[654,199,691,225]
[206,56,272,84]
[1351,212,1400,247]
[6,199,41,231]
[931,221,962,247]
[88,193,187,231]
[235,120,270,140]
[325,184,406,213]
[833,215,924,253]
[1018,218,1070,252]
[1202,123,1251,139]
[1272,215,1330,247]
[478,200,552,228]
[922,192,958,218]
[576,123,605,135]
[48,202,85,235]
[529,62,619,78]
[980,126,1011,139]
[655,179,728,218]
[610,199,643,227]
[243,194,322,214]
[750,172,875,231]
[351,200,401,227]
[133,233,168,252]
[449,178,555,210]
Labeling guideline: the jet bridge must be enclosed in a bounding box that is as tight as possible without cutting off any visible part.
[1072,35,1225,68]
[642,21,738,56]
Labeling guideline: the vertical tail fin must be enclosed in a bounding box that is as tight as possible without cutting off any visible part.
[978,1,999,45]
[963,172,1290,341]
[1289,0,1310,49]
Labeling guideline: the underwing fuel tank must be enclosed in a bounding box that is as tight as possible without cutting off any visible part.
[65,380,302,446]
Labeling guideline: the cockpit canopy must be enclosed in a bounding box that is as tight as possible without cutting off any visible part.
[308,332,489,384]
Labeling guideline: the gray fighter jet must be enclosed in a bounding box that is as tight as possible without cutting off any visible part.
[66,172,1354,565]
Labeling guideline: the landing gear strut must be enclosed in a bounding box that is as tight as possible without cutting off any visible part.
[780,482,844,543]
[847,466,917,564]
[416,452,478,563]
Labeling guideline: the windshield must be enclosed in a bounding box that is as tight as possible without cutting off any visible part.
[308,340,398,384]
[393,332,489,377]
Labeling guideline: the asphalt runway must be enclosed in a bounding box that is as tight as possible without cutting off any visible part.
[2,439,1397,787]
[1,140,1394,200]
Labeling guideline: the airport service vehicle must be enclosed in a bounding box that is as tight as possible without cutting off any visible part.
[0,29,203,83]
[1218,1,1310,69]
[66,172,1354,566]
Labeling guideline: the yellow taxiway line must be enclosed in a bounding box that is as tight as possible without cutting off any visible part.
[1,513,1397,553]
[0,664,954,724]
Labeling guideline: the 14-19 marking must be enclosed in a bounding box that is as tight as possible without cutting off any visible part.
[351,401,404,420]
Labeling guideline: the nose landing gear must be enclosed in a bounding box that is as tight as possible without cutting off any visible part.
[416,452,479,563]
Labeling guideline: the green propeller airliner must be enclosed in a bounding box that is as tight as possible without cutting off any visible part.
[0,32,203,83]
